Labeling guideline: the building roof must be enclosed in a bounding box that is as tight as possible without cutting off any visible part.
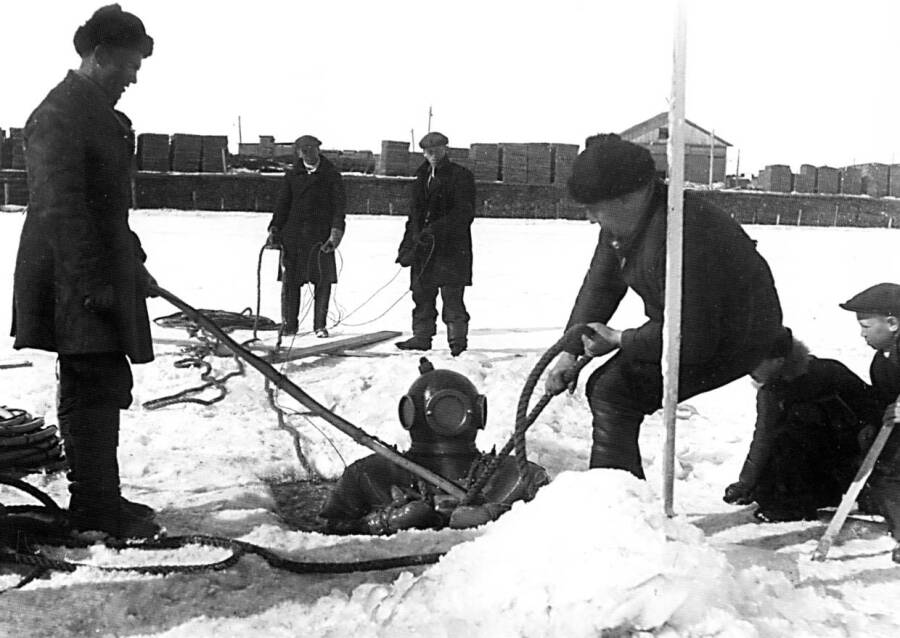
[619,112,732,147]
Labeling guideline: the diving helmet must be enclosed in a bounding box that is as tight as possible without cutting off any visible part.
[398,358,487,441]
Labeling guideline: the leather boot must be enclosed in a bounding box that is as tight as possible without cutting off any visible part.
[64,407,160,539]
[396,335,432,351]
[447,322,468,357]
[588,400,646,479]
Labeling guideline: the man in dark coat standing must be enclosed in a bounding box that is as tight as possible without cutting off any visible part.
[268,135,346,338]
[546,134,783,479]
[10,4,159,538]
[395,132,476,356]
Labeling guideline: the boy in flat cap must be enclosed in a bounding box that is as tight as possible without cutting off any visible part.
[395,132,476,356]
[546,134,783,478]
[840,282,900,561]
[267,134,346,337]
[11,4,159,539]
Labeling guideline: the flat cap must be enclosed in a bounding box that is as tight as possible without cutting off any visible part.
[73,4,154,57]
[839,283,900,316]
[295,135,321,147]
[419,131,449,149]
[567,133,656,204]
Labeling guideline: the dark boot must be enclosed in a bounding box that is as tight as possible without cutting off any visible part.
[447,322,468,357]
[60,412,154,521]
[313,283,332,333]
[64,408,160,539]
[280,283,301,335]
[396,335,432,351]
[588,400,645,479]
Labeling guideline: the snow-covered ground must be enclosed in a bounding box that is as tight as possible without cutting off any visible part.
[1,210,899,637]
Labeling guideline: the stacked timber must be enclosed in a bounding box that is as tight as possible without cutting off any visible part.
[137,133,170,171]
[170,133,202,172]
[377,140,409,176]
[758,165,792,192]
[793,164,816,193]
[526,142,551,184]
[891,165,900,198]
[500,143,527,183]
[840,166,862,195]
[470,143,499,182]
[860,163,889,198]
[201,135,229,173]
[551,143,579,187]
[9,128,25,170]
[815,166,840,194]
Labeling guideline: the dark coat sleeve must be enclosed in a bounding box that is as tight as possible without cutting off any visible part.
[270,172,292,232]
[738,388,780,487]
[563,233,629,354]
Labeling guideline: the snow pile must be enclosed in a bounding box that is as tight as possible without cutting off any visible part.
[144,470,884,638]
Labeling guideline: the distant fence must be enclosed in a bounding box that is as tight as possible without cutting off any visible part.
[1,169,899,227]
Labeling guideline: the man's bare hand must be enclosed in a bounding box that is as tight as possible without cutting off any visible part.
[546,352,579,396]
[581,322,622,358]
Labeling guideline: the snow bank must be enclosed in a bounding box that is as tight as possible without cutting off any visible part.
[143,470,887,638]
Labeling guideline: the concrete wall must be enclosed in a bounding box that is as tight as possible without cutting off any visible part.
[2,169,898,228]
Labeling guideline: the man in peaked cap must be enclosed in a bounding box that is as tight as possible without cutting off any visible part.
[395,131,476,356]
[11,4,160,539]
[267,134,346,338]
[546,133,783,479]
[840,282,900,562]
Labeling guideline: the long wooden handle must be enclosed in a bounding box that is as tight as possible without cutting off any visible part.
[152,285,467,500]
[811,419,896,561]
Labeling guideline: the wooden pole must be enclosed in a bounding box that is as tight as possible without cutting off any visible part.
[663,0,687,517]
[708,129,714,187]
[152,285,468,500]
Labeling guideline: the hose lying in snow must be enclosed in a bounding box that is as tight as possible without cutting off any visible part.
[151,284,468,501]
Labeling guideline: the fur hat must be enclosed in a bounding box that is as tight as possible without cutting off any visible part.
[567,133,656,204]
[419,131,449,149]
[839,283,900,316]
[295,135,321,147]
[73,4,154,57]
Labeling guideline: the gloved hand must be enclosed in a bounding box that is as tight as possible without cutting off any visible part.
[83,284,115,313]
[449,503,510,529]
[265,228,282,249]
[396,242,416,267]
[363,486,437,535]
[723,481,755,505]
[546,352,579,396]
[884,402,900,426]
[320,227,344,253]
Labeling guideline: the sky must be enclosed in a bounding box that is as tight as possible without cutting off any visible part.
[2,0,899,176]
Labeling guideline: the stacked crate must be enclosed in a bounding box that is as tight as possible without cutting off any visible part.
[551,143,579,187]
[9,128,25,170]
[840,166,862,195]
[860,163,889,197]
[500,143,527,183]
[891,165,900,197]
[0,128,5,169]
[793,164,816,193]
[815,166,840,194]
[408,152,425,175]
[470,143,499,181]
[258,136,275,159]
[170,133,202,172]
[201,135,229,172]
[758,165,792,192]
[525,143,552,184]
[137,133,170,171]
[377,140,409,176]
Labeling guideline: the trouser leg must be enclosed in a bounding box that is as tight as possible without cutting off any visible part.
[280,252,301,332]
[411,282,439,339]
[313,282,332,331]
[440,285,469,353]
[58,353,158,538]
[587,399,646,479]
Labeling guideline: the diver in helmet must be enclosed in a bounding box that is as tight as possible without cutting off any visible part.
[319,358,550,535]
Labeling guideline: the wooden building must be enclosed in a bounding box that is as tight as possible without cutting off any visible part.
[618,112,731,184]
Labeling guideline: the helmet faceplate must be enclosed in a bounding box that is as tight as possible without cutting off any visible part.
[399,368,487,442]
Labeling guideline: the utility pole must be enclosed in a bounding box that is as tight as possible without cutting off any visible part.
[427,106,433,133]
[237,116,243,145]
[708,129,715,187]
[410,128,415,149]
